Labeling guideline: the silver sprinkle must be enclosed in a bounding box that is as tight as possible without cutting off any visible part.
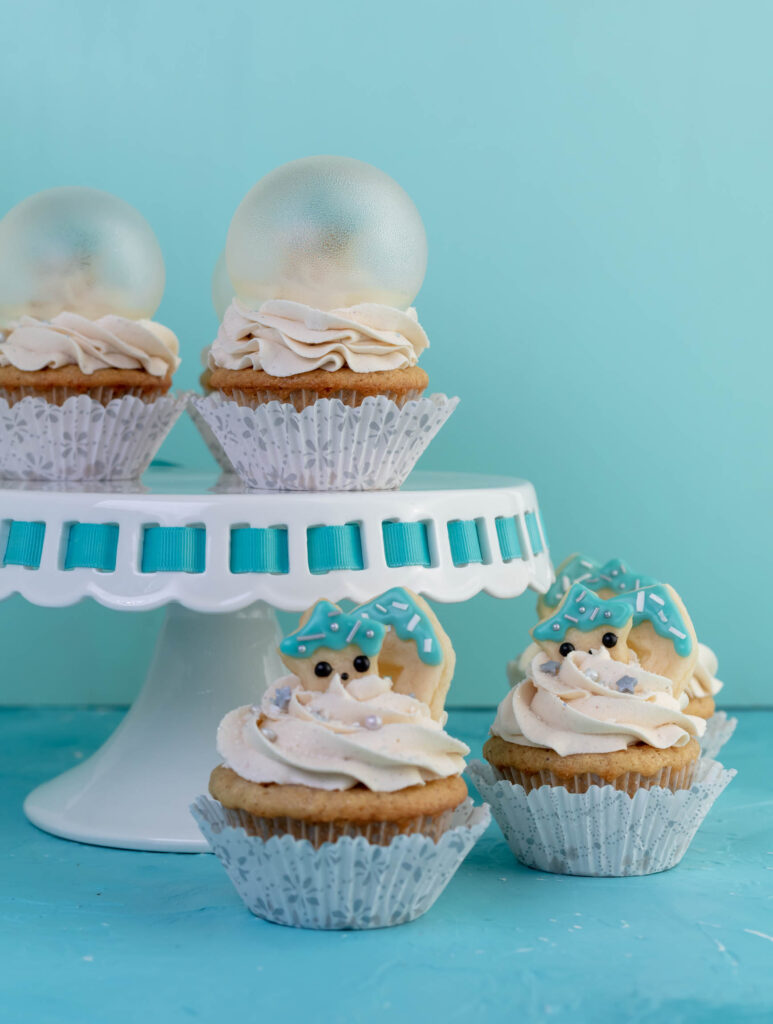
[261,727,277,742]
[552,623,561,631]
[273,686,292,711]
[578,606,586,613]
[616,675,637,694]
[585,670,600,682]
[330,622,340,632]
[298,645,306,653]
[541,660,561,676]
[363,715,382,731]
[366,629,375,638]
[604,611,612,618]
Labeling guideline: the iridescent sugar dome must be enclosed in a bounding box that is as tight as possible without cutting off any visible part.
[211,250,234,320]
[225,156,427,311]
[0,187,166,328]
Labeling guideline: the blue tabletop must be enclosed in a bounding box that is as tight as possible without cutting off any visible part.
[1,708,770,1024]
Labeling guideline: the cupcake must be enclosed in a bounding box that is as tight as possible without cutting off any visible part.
[469,582,735,876]
[192,587,489,929]
[191,157,457,490]
[0,187,184,481]
[513,554,731,742]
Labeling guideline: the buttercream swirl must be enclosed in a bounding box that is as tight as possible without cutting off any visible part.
[0,313,180,377]
[493,648,705,756]
[217,673,468,792]
[208,298,428,377]
[509,641,723,702]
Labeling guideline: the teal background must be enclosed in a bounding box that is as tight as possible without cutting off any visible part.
[0,0,770,707]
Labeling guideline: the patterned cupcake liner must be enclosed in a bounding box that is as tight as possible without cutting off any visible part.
[467,758,735,877]
[188,393,459,491]
[186,396,234,472]
[700,710,738,761]
[191,795,490,930]
[0,393,186,481]
[220,386,424,411]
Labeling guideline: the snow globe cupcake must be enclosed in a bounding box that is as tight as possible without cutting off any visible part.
[191,156,458,490]
[469,581,735,876]
[0,187,184,480]
[509,555,735,758]
[192,587,489,929]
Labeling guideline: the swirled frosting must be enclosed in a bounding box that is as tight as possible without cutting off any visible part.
[492,648,705,756]
[0,313,180,377]
[509,641,723,703]
[217,673,468,792]
[686,642,723,700]
[208,298,428,377]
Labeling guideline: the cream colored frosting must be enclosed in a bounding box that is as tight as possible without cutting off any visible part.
[217,673,469,792]
[492,648,705,757]
[510,640,722,703]
[0,313,180,377]
[685,642,723,700]
[208,298,428,377]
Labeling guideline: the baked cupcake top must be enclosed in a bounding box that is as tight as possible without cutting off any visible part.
[494,582,706,756]
[215,586,467,792]
[208,299,428,377]
[0,313,180,377]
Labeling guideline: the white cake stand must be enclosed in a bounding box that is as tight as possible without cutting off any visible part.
[5,468,552,852]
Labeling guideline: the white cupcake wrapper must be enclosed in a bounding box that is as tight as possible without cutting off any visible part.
[186,397,234,472]
[0,393,186,481]
[467,758,735,877]
[188,393,459,491]
[191,795,490,930]
[700,710,738,761]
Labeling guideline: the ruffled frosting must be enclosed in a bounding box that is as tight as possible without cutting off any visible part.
[0,313,180,377]
[208,298,428,377]
[217,673,468,792]
[685,642,723,700]
[492,648,705,756]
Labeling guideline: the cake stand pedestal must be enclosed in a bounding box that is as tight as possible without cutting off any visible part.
[2,469,552,852]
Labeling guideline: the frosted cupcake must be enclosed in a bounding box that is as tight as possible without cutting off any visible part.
[469,582,735,876]
[191,157,457,490]
[0,187,184,480]
[192,587,489,929]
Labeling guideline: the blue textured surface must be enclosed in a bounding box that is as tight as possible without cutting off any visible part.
[65,524,119,572]
[3,521,45,568]
[230,526,289,575]
[382,521,432,568]
[141,526,206,574]
[447,520,484,566]
[307,523,364,574]
[1,707,769,1024]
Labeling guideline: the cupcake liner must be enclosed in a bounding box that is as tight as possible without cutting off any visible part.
[221,386,424,411]
[210,805,460,848]
[492,760,697,794]
[186,395,234,472]
[0,385,167,406]
[0,392,186,481]
[700,711,738,761]
[467,758,735,877]
[191,795,490,930]
[189,393,459,491]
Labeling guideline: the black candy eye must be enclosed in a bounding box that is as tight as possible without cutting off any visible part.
[559,642,575,657]
[314,661,333,677]
[353,655,370,673]
[602,632,618,649]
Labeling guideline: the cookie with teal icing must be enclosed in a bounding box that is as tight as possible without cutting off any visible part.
[280,588,455,721]
[532,582,698,694]
[537,554,660,619]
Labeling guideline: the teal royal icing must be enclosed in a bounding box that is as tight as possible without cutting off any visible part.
[356,587,444,666]
[533,582,693,657]
[280,600,386,660]
[544,555,659,608]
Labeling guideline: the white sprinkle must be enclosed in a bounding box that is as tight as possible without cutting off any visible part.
[391,601,409,611]
[298,645,306,653]
[360,612,369,618]
[649,593,665,605]
[578,607,586,613]
[261,727,277,742]
[328,609,340,617]
[552,623,561,631]
[576,574,592,583]
[635,579,640,588]
[564,614,578,623]
[604,610,612,618]
[589,607,599,622]
[562,576,569,592]
[423,638,433,653]
[669,627,686,639]
[611,569,619,576]
[330,622,340,632]
[580,560,593,569]
[364,715,382,731]
[365,629,374,638]
[346,620,361,643]
[658,610,668,623]
[406,613,420,632]
[635,591,645,612]
[375,604,388,614]
[298,632,326,642]
[576,590,587,603]
[619,582,626,590]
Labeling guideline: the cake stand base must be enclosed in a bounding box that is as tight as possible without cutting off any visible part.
[24,602,283,852]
